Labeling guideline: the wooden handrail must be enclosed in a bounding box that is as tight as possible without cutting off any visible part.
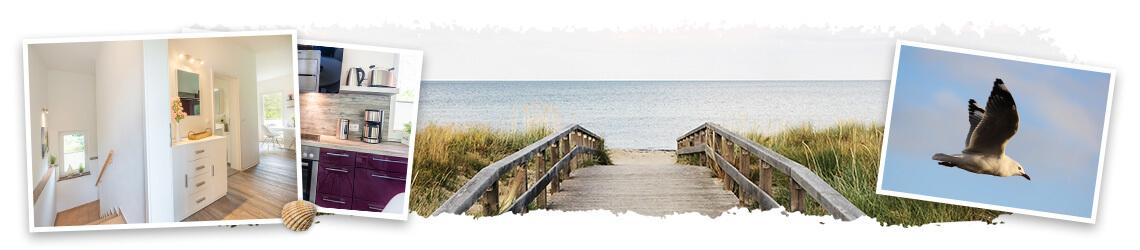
[95,150,114,186]
[506,145,598,214]
[432,124,602,216]
[32,165,57,205]
[676,122,865,221]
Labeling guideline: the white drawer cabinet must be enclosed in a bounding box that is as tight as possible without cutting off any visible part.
[172,136,228,221]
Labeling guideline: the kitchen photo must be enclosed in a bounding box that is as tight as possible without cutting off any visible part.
[297,41,422,220]
[25,31,299,232]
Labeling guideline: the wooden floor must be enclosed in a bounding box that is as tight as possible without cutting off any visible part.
[54,200,101,227]
[183,147,298,222]
[547,164,739,217]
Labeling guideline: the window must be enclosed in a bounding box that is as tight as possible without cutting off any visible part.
[60,132,87,176]
[262,93,283,127]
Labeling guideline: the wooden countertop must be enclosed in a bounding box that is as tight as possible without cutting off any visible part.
[301,135,409,158]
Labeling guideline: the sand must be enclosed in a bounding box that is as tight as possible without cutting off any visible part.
[607,149,677,165]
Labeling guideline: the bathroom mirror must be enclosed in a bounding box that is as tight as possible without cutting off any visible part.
[177,70,201,116]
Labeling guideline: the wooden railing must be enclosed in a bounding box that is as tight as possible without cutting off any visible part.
[431,124,603,217]
[676,122,865,221]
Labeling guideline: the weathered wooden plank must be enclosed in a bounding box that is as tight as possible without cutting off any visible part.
[508,146,598,214]
[432,124,601,216]
[789,178,805,213]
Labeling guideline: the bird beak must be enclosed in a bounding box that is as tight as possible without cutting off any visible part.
[1022,174,1031,181]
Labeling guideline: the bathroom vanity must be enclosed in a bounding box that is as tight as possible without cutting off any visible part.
[171,136,228,221]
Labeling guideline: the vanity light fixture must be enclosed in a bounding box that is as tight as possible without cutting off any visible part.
[179,53,205,65]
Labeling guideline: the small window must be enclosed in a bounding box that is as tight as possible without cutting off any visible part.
[262,93,283,128]
[60,132,88,176]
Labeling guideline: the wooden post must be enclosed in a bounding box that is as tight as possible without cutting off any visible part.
[789,179,805,213]
[513,162,528,214]
[724,142,735,191]
[570,133,579,172]
[482,181,500,216]
[551,143,561,193]
[735,146,748,206]
[759,160,773,197]
[537,151,547,209]
[561,135,571,179]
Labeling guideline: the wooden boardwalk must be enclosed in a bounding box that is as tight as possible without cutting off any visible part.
[547,164,739,217]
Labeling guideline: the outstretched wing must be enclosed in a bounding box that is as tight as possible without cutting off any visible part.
[964,78,1019,155]
[965,99,985,147]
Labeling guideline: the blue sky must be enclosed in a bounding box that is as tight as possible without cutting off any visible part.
[880,45,1112,219]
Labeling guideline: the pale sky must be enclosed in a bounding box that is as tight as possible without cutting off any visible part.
[291,24,1067,81]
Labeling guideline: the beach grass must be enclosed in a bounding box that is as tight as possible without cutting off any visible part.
[409,122,609,217]
[682,121,1008,226]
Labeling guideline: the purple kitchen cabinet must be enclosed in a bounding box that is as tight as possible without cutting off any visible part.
[316,164,354,197]
[355,153,409,173]
[351,199,389,213]
[352,168,406,205]
[319,148,357,166]
[314,193,353,209]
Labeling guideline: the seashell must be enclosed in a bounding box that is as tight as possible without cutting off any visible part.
[281,200,318,231]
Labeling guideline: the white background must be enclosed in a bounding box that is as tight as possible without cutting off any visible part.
[3,0,1137,248]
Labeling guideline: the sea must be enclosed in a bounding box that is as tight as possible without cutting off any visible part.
[418,81,890,150]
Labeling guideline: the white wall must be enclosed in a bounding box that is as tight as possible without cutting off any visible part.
[27,48,56,227]
[169,37,259,169]
[142,40,173,223]
[95,40,147,224]
[46,69,100,213]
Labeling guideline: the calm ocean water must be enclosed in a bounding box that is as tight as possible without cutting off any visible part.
[418,81,890,149]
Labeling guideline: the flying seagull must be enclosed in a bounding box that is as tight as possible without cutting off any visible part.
[932,78,1030,180]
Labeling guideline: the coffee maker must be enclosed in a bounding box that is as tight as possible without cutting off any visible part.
[361,109,383,144]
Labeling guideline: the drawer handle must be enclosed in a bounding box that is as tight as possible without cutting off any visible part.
[322,198,346,204]
[371,174,406,181]
[196,181,206,187]
[195,149,206,154]
[326,167,349,173]
[326,153,349,157]
[367,206,384,211]
[196,165,206,171]
[185,175,188,188]
[372,158,406,164]
[196,197,206,203]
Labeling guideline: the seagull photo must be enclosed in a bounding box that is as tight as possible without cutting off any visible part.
[932,79,1029,180]
[876,41,1115,223]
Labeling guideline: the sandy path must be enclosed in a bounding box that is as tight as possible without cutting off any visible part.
[607,149,677,165]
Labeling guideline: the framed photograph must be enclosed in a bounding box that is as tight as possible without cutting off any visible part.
[875,40,1115,223]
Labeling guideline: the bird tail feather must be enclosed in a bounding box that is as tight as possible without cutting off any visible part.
[932,153,959,162]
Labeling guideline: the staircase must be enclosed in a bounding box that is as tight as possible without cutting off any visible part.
[54,200,128,226]
[86,206,127,225]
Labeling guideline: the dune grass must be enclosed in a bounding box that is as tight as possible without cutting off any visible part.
[682,121,1008,226]
[409,122,609,217]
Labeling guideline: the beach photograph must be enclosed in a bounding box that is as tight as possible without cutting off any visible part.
[877,41,1115,223]
[398,28,1027,226]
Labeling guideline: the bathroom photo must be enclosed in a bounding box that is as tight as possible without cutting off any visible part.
[25,31,299,231]
[297,41,422,220]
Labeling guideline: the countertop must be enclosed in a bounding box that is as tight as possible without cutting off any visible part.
[171,135,224,147]
[301,135,409,158]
